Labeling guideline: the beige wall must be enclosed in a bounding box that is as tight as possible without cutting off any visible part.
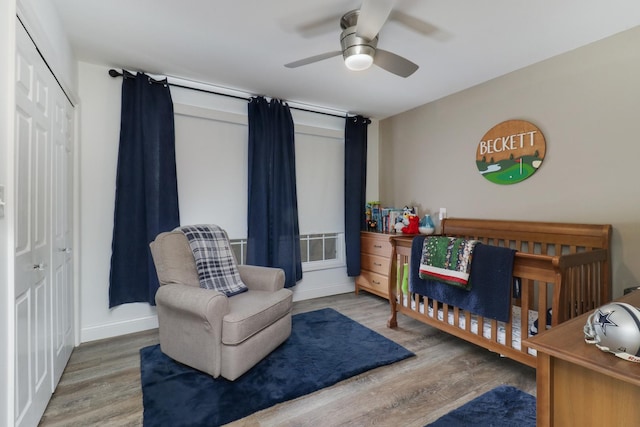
[379,25,640,298]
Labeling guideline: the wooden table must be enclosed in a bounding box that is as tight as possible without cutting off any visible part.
[526,291,640,426]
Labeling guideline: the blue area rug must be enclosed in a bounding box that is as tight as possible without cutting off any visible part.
[140,308,414,426]
[426,385,536,427]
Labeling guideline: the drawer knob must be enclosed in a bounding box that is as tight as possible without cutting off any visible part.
[373,244,382,248]
[374,262,382,266]
[372,280,380,285]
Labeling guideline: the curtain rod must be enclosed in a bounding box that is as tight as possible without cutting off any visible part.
[108,69,351,119]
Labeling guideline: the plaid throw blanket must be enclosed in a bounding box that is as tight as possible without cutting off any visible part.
[178,225,248,297]
[419,236,479,289]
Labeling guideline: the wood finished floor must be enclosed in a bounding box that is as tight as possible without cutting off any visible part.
[39,292,536,427]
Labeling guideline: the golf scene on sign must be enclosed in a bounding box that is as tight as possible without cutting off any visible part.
[476,120,546,185]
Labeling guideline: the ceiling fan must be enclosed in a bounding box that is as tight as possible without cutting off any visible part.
[284,0,419,78]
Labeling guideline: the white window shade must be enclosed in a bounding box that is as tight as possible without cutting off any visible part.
[295,129,344,235]
[174,105,248,238]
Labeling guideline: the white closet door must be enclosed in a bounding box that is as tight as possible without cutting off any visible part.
[14,23,52,427]
[50,94,74,387]
[14,23,74,427]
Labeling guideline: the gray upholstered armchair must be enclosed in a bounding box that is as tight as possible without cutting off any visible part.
[149,229,293,380]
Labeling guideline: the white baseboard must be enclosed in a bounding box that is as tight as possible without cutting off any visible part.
[291,282,355,302]
[81,315,158,343]
[80,281,356,342]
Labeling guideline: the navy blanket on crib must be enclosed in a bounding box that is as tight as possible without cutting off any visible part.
[409,235,516,322]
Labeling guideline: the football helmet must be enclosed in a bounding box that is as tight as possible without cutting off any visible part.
[584,302,640,363]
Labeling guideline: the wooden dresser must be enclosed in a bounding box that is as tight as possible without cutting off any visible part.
[527,290,640,426]
[355,231,395,300]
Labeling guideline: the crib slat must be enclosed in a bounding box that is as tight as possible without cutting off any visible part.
[490,318,497,342]
[505,312,513,349]
[443,303,449,325]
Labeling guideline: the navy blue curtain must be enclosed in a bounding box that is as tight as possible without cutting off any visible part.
[344,115,370,276]
[246,96,302,288]
[109,72,180,307]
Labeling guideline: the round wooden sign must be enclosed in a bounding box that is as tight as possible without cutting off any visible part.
[476,119,546,185]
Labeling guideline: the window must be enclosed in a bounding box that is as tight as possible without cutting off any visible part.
[230,238,248,265]
[230,232,344,271]
[173,101,347,273]
[300,232,344,270]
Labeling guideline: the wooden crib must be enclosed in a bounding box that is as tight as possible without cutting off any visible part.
[387,218,612,368]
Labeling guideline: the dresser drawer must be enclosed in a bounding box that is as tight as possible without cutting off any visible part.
[361,236,393,257]
[361,253,390,275]
[356,271,389,297]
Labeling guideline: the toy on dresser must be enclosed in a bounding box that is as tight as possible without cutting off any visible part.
[395,206,419,234]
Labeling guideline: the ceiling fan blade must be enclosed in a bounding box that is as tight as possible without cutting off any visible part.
[284,51,342,68]
[295,13,344,38]
[374,49,419,77]
[356,0,395,40]
[390,11,437,36]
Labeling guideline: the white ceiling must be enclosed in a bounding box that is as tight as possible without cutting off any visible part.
[50,0,640,119]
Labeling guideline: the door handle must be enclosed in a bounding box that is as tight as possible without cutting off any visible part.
[59,247,72,254]
[33,263,45,271]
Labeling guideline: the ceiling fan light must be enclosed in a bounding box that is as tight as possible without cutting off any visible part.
[345,53,374,71]
[340,26,377,72]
